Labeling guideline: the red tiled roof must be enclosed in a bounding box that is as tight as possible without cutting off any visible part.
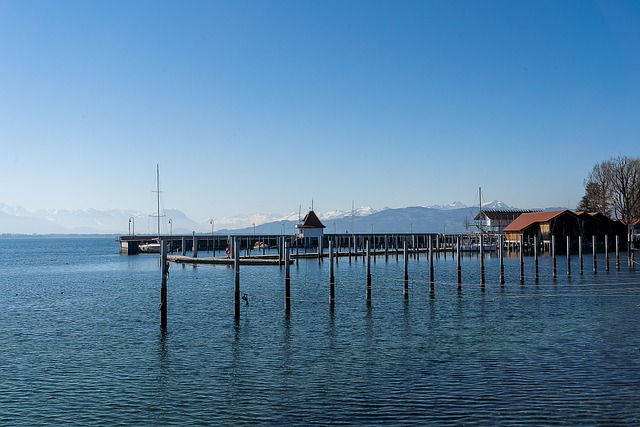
[299,210,326,228]
[503,210,572,232]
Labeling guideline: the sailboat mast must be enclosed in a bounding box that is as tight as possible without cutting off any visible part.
[351,200,355,234]
[156,164,161,238]
[154,163,160,241]
[478,186,483,233]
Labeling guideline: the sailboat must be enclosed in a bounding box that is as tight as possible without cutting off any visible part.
[139,241,161,253]
[461,187,497,251]
[139,164,163,253]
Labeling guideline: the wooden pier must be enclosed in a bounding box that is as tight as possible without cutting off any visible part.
[118,232,501,258]
[168,255,293,265]
[150,233,638,329]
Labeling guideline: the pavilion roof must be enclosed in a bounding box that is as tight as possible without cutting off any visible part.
[299,210,326,229]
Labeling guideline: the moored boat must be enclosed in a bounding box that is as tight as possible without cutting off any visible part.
[139,242,161,253]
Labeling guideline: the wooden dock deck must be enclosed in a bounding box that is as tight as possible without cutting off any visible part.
[168,255,293,265]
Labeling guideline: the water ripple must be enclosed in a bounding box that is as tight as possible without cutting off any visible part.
[0,238,639,425]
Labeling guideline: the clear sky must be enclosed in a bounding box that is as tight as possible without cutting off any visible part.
[1,0,639,222]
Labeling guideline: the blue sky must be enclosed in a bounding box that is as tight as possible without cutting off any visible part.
[1,0,639,222]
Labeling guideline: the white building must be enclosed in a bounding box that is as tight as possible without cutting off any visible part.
[296,210,326,238]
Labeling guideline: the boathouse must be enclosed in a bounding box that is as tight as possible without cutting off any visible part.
[296,210,326,238]
[474,209,540,234]
[576,212,627,242]
[503,210,584,248]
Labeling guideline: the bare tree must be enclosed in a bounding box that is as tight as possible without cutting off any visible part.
[579,159,614,216]
[580,155,640,223]
[577,180,604,213]
[608,156,640,224]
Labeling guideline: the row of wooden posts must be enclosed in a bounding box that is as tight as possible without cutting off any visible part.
[169,232,501,259]
[159,234,636,328]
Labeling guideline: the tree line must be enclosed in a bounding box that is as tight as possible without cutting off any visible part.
[577,155,640,224]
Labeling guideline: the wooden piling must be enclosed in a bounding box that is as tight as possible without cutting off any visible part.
[366,240,371,302]
[234,237,240,320]
[385,234,389,261]
[480,234,485,287]
[456,236,461,291]
[534,235,539,281]
[429,236,434,294]
[499,234,505,285]
[552,235,557,278]
[605,235,609,271]
[373,235,377,264]
[629,232,633,268]
[329,240,335,307]
[160,239,168,329]
[443,234,447,260]
[192,232,198,258]
[395,235,399,261]
[592,235,597,273]
[615,235,620,269]
[355,236,359,260]
[285,240,291,312]
[519,234,524,284]
[566,236,571,276]
[403,240,409,299]
[579,236,584,274]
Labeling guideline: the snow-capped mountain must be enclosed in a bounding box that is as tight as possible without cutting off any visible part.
[424,201,469,210]
[0,201,520,235]
[207,206,379,231]
[480,200,513,209]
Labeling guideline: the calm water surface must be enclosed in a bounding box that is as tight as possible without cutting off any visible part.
[1,237,639,425]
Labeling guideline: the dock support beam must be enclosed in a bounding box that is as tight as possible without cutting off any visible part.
[567,236,571,276]
[519,235,524,284]
[403,240,409,299]
[534,235,539,281]
[234,237,240,320]
[456,236,461,291]
[579,236,583,274]
[160,239,168,329]
[499,234,504,286]
[592,235,597,273]
[192,232,198,258]
[329,240,335,308]
[605,235,610,271]
[429,237,434,295]
[480,234,485,288]
[366,240,372,302]
[285,240,291,312]
[552,235,557,278]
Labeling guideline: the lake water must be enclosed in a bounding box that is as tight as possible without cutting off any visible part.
[1,236,639,425]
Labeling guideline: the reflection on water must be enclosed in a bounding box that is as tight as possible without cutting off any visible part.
[0,237,639,425]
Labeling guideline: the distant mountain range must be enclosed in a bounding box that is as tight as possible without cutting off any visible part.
[0,200,546,235]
